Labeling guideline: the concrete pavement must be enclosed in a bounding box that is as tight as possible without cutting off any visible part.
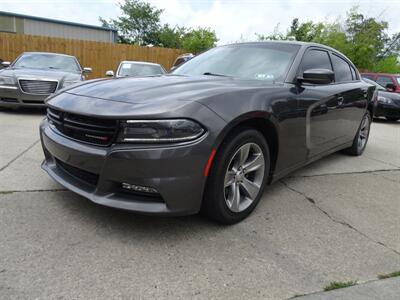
[0,109,399,299]
[295,277,400,300]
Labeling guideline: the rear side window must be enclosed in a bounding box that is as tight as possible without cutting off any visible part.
[350,66,358,80]
[376,76,394,87]
[331,54,352,82]
[300,49,332,73]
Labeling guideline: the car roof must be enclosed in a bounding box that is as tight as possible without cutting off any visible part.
[21,51,77,58]
[119,61,162,67]
[227,40,336,50]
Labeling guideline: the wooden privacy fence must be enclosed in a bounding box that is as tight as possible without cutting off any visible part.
[0,32,185,78]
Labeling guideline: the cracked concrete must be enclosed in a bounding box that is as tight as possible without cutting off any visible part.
[280,179,400,257]
[0,110,399,299]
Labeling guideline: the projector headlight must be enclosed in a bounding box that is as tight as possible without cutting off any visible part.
[377,96,393,104]
[118,119,205,143]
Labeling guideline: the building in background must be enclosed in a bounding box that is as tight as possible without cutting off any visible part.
[0,11,117,43]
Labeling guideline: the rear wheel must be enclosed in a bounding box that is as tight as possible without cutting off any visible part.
[386,117,399,122]
[202,128,270,224]
[343,113,371,156]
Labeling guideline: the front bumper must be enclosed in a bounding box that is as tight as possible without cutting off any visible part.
[0,85,49,107]
[40,118,215,216]
[374,102,400,118]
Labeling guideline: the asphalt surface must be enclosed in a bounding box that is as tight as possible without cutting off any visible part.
[0,109,399,299]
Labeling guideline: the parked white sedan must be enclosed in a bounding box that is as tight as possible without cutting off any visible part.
[105,61,166,78]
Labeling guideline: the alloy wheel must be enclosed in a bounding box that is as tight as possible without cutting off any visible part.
[358,115,370,151]
[223,143,265,213]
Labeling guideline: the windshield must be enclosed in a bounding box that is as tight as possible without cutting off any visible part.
[397,77,400,85]
[13,53,81,72]
[173,43,300,82]
[117,63,165,77]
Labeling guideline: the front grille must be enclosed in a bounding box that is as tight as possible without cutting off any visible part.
[55,158,99,186]
[47,108,118,146]
[19,79,58,95]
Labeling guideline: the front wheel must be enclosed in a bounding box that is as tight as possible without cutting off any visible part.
[202,128,270,224]
[343,113,371,156]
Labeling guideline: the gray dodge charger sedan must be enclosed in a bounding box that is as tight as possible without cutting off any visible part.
[0,52,91,108]
[40,41,375,223]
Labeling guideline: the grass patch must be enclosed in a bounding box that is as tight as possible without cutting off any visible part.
[324,281,357,291]
[378,271,400,279]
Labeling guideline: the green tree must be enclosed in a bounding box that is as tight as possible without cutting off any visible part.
[255,7,400,73]
[100,0,163,45]
[288,18,325,42]
[181,28,218,53]
[156,24,187,49]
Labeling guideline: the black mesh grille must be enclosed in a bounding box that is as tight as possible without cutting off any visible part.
[47,108,118,146]
[55,158,99,186]
[19,79,58,95]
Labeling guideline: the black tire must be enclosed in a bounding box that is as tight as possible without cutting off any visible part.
[386,117,399,122]
[202,128,270,224]
[343,113,371,156]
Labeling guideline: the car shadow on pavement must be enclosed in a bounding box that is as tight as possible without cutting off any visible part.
[53,190,230,240]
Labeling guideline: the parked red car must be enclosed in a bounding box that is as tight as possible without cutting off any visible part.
[361,72,400,93]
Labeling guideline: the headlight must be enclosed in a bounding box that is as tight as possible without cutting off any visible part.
[118,119,205,143]
[0,76,15,85]
[62,80,80,87]
[377,96,392,104]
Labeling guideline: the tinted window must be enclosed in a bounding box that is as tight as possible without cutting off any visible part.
[376,76,394,87]
[173,58,185,67]
[174,43,300,82]
[117,63,165,77]
[331,54,352,82]
[350,66,358,80]
[300,49,332,73]
[13,53,81,72]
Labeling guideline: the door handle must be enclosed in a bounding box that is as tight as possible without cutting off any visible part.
[337,96,344,106]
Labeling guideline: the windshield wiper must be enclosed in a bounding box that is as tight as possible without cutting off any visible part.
[203,72,230,77]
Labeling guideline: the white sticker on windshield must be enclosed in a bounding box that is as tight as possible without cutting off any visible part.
[255,74,274,80]
[122,64,132,69]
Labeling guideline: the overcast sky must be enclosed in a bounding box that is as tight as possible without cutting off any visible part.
[1,0,400,44]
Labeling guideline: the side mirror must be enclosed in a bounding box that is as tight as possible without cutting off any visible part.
[105,70,114,77]
[385,83,396,92]
[1,61,11,68]
[82,67,92,74]
[299,69,334,85]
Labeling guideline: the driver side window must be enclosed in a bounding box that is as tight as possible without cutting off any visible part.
[300,49,333,74]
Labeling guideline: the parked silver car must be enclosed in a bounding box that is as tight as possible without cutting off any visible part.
[0,52,91,108]
[105,61,166,78]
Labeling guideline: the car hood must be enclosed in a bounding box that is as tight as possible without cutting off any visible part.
[59,75,279,104]
[0,68,82,82]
